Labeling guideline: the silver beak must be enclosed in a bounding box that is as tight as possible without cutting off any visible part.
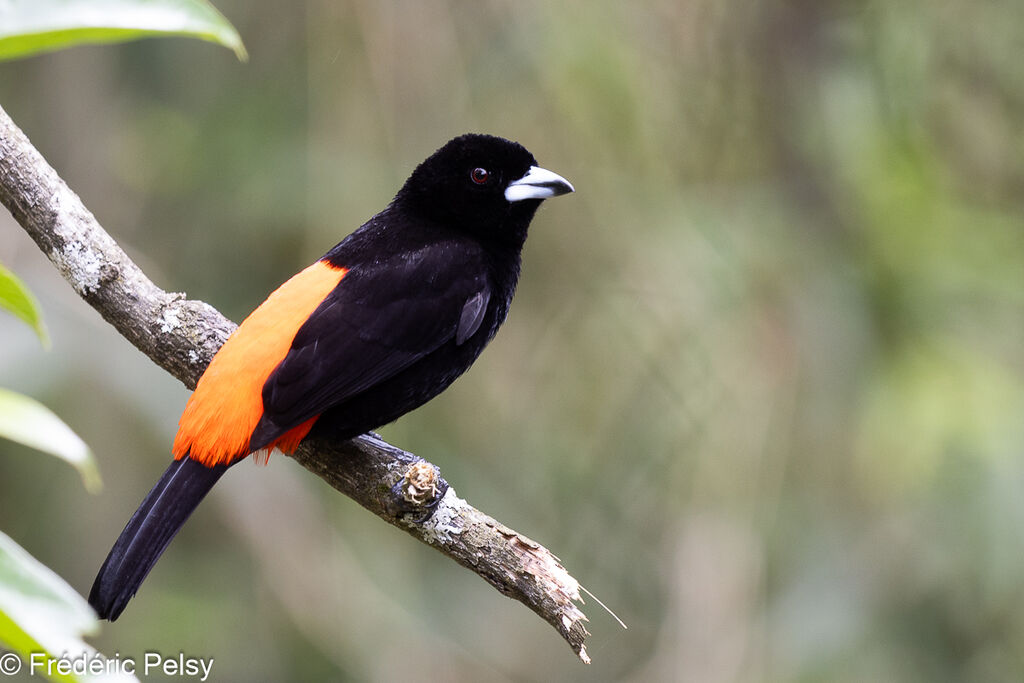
[505,165,575,202]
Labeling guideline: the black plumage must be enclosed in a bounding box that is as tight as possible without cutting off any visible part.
[90,133,573,620]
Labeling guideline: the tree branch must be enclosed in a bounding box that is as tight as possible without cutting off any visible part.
[0,103,591,663]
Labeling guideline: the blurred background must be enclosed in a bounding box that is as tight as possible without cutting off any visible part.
[2,0,1024,680]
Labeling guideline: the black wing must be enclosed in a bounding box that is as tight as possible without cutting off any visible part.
[251,244,490,449]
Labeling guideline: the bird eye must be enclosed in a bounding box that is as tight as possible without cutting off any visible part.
[470,167,490,185]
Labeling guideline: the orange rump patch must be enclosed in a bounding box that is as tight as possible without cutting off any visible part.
[172,260,347,466]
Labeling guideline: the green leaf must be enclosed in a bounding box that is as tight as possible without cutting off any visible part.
[0,264,49,348]
[0,531,137,682]
[0,0,247,62]
[0,389,101,494]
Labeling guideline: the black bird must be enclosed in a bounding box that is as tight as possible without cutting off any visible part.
[89,133,574,620]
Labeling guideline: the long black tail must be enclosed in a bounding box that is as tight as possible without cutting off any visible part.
[89,457,230,621]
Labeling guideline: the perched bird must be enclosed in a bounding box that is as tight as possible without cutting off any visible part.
[88,134,573,621]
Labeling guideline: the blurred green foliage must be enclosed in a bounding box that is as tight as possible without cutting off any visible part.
[1,0,1023,681]
[0,0,246,62]
[0,531,116,683]
[0,264,49,346]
